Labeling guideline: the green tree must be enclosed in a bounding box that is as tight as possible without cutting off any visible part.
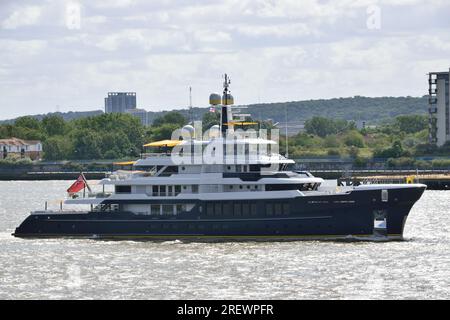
[305,117,336,137]
[323,135,341,148]
[374,140,405,158]
[71,129,102,159]
[394,115,427,134]
[14,116,41,130]
[343,130,365,147]
[153,111,187,127]
[43,136,73,160]
[145,123,180,141]
[42,115,66,136]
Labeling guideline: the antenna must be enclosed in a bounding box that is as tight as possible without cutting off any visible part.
[189,86,193,123]
[285,106,289,158]
[220,74,234,136]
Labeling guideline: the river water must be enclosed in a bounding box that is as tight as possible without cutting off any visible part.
[0,180,448,299]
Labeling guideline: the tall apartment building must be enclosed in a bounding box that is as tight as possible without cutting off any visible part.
[105,92,136,113]
[428,69,450,146]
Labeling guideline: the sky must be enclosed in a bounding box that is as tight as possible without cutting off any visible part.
[0,0,449,120]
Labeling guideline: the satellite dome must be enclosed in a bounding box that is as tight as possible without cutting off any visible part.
[209,93,221,106]
[222,93,234,105]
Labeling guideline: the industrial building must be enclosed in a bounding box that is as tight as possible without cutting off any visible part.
[104,92,136,113]
[428,69,450,146]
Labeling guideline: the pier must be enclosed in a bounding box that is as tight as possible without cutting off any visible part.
[338,173,450,190]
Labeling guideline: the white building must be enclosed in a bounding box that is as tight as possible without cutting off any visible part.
[0,137,43,160]
[429,69,450,146]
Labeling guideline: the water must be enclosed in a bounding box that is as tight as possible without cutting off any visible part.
[0,180,449,299]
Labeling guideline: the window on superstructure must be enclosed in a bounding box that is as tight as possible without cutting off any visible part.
[275,203,282,216]
[168,186,173,196]
[160,186,166,196]
[152,185,158,196]
[159,166,178,176]
[214,203,222,216]
[192,185,199,193]
[151,204,160,215]
[242,203,250,216]
[115,185,131,193]
[206,203,214,216]
[223,202,232,216]
[266,203,273,216]
[234,203,242,217]
[175,185,181,195]
[251,203,257,216]
[283,203,290,215]
[162,204,173,215]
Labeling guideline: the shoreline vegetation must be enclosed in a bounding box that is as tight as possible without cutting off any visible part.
[0,101,449,170]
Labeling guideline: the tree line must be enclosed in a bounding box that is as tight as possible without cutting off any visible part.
[1,111,449,167]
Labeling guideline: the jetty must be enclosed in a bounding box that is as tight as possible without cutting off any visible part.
[338,173,450,190]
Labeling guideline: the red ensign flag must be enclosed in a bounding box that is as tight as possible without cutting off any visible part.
[67,175,86,193]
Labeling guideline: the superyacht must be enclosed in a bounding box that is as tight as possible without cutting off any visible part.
[14,75,426,241]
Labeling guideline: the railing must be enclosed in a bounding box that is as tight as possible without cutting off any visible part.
[140,153,171,159]
[68,191,112,199]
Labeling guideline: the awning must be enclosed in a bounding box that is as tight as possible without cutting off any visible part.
[113,161,136,166]
[143,140,182,147]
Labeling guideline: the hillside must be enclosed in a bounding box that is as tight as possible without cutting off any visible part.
[0,110,104,124]
[1,96,428,125]
[150,96,429,124]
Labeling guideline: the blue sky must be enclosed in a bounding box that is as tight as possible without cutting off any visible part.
[0,0,449,119]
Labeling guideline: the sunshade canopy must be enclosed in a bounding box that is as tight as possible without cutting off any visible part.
[143,139,182,147]
[113,161,136,166]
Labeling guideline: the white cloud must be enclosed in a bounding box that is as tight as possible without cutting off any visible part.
[1,5,43,29]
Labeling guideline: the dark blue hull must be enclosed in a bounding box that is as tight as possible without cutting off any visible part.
[13,186,426,241]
